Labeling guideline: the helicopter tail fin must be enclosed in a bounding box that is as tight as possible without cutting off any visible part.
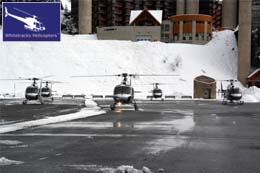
[5,7,9,17]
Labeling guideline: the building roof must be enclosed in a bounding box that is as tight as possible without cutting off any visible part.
[248,68,260,78]
[129,10,163,25]
[194,75,216,84]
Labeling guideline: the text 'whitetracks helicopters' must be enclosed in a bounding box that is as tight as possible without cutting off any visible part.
[5,7,45,32]
[219,79,244,105]
[71,73,178,111]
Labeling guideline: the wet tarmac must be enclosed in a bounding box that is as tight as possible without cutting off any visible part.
[1,100,260,172]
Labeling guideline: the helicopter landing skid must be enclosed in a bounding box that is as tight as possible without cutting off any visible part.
[22,99,43,105]
[150,97,164,101]
[110,102,138,111]
[222,99,244,105]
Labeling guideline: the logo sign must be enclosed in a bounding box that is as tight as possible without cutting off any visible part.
[2,2,60,41]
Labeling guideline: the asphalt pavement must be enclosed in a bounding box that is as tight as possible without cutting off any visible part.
[1,100,260,173]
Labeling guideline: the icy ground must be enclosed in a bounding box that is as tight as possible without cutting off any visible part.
[0,29,259,102]
[0,157,24,166]
[0,99,105,133]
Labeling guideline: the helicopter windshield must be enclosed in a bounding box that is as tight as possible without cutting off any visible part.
[26,87,39,93]
[154,89,162,93]
[114,86,132,94]
[232,88,240,93]
[35,22,41,27]
[41,87,50,92]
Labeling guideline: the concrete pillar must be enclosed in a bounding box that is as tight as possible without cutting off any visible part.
[238,0,252,86]
[192,20,196,43]
[179,21,183,41]
[204,21,207,41]
[187,0,199,14]
[177,0,185,15]
[78,0,92,34]
[222,0,237,29]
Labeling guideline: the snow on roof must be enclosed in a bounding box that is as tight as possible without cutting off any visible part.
[248,68,260,78]
[234,25,239,32]
[129,10,163,24]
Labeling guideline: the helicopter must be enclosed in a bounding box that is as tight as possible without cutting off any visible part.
[0,76,57,104]
[5,7,45,32]
[72,73,178,111]
[148,83,164,100]
[219,79,244,105]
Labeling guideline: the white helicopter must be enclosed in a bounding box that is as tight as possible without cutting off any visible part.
[5,7,45,32]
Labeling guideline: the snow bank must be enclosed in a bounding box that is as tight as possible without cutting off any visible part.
[66,164,152,173]
[242,86,260,102]
[0,157,23,166]
[0,140,23,145]
[0,29,259,101]
[0,104,105,133]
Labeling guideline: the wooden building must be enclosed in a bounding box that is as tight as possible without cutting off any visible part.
[247,68,260,88]
[194,75,216,99]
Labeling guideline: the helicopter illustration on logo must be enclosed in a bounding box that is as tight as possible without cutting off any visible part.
[5,7,46,32]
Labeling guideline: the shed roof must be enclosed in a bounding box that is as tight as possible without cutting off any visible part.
[194,75,216,84]
[248,68,260,78]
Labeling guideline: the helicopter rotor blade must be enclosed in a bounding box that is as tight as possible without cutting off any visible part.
[42,80,63,84]
[71,75,118,78]
[131,74,179,77]
[217,79,238,82]
[0,77,36,81]
[71,73,179,78]
[13,7,36,18]
[0,75,54,81]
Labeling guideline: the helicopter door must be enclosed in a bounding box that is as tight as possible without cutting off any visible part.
[203,88,211,99]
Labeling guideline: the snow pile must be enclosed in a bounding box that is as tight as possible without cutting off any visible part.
[0,140,22,145]
[0,103,105,133]
[67,164,152,173]
[0,157,23,166]
[0,29,259,101]
[116,165,151,173]
[242,86,260,102]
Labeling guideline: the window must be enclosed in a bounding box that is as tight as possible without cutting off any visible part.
[165,25,170,31]
[104,28,117,31]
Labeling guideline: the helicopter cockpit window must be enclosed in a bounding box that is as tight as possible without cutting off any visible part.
[123,87,131,94]
[114,86,131,94]
[234,88,240,93]
[35,22,40,27]
[154,89,162,93]
[26,87,38,93]
[41,88,50,92]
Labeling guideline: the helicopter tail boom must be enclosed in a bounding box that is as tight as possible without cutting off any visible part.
[5,7,9,17]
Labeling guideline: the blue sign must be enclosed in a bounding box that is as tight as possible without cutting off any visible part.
[2,2,61,41]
